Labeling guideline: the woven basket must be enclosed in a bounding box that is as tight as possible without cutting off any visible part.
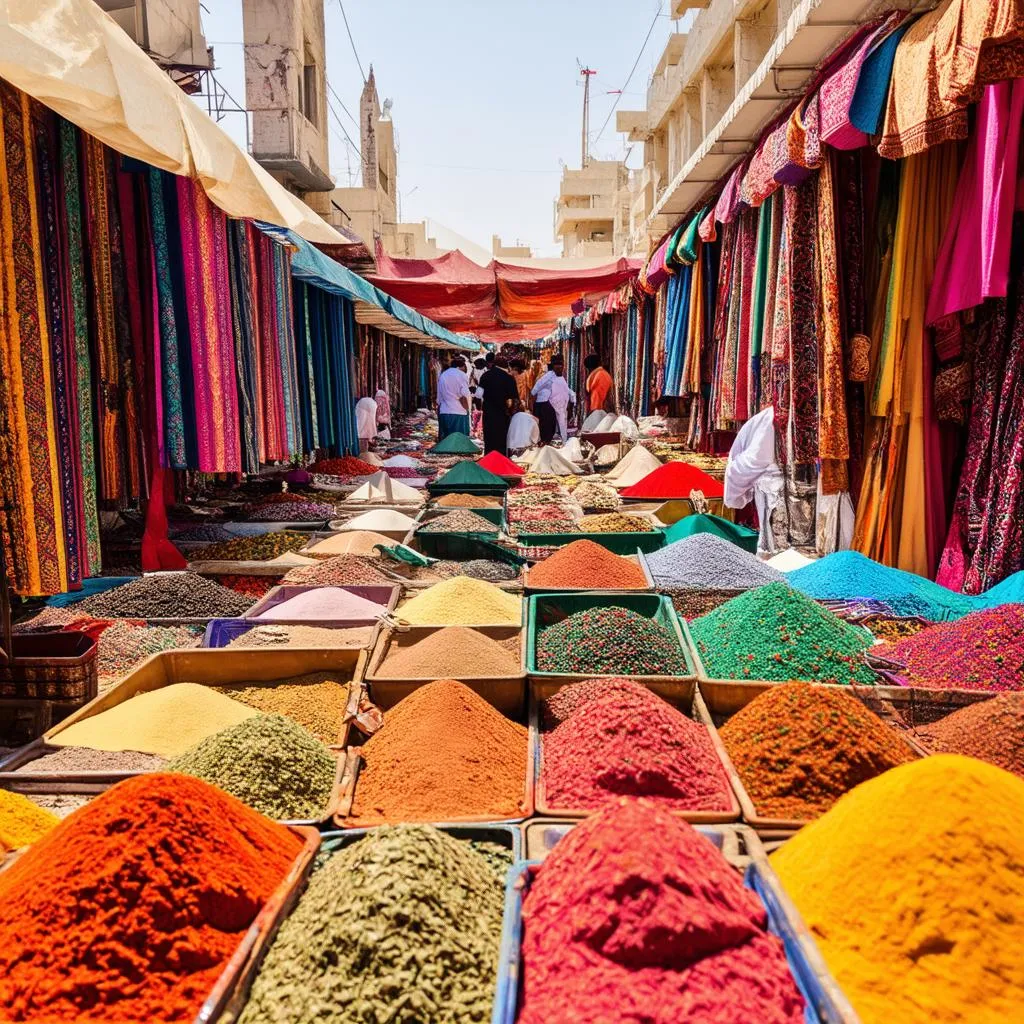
[0,632,98,701]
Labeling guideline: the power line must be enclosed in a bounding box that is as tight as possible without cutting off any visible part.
[326,80,360,129]
[326,95,361,160]
[591,2,663,148]
[336,0,366,83]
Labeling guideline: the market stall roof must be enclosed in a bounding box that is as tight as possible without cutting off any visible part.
[0,0,344,246]
[369,244,643,341]
[258,225,480,352]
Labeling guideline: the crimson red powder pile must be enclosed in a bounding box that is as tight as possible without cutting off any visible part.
[541,681,733,813]
[620,461,724,499]
[476,450,525,476]
[519,799,805,1024]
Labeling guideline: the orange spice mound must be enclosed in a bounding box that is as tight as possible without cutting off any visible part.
[0,774,302,1022]
[347,679,528,824]
[528,539,648,590]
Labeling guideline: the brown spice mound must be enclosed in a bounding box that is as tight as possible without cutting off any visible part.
[914,693,1024,778]
[376,626,521,679]
[213,672,349,745]
[719,681,915,820]
[283,555,395,586]
[434,493,501,508]
[347,679,528,824]
[527,540,647,590]
[543,677,654,727]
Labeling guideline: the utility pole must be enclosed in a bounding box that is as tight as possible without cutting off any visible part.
[580,66,597,168]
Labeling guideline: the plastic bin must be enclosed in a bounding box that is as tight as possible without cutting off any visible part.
[511,529,666,556]
[202,618,377,651]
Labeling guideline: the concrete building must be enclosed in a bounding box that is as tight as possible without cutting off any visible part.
[242,0,334,209]
[618,0,906,251]
[553,159,630,259]
[96,0,210,89]
[492,235,533,259]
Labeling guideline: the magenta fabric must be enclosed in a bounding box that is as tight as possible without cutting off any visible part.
[819,20,892,150]
[926,78,1024,326]
[713,164,745,227]
[644,235,673,291]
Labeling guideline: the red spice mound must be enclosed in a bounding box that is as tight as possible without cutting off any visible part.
[309,455,378,477]
[541,685,733,812]
[620,461,725,499]
[477,450,525,476]
[915,693,1024,777]
[346,679,528,824]
[527,539,648,590]
[519,799,804,1024]
[873,605,1024,691]
[0,773,302,1022]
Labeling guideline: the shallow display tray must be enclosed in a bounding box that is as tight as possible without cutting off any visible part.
[243,585,400,626]
[40,647,367,751]
[202,618,380,651]
[524,591,698,688]
[186,560,293,578]
[510,527,666,556]
[529,684,740,824]
[493,828,858,1024]
[365,625,526,719]
[523,550,654,593]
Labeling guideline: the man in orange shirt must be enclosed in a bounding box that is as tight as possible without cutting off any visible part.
[584,353,614,414]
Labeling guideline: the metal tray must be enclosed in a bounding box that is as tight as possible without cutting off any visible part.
[365,625,526,719]
[529,684,740,823]
[243,585,400,626]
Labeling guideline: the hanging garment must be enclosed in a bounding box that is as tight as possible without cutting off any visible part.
[850,17,915,135]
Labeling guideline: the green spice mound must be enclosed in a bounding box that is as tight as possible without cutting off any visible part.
[167,714,335,820]
[690,582,878,685]
[536,606,686,676]
[239,825,505,1024]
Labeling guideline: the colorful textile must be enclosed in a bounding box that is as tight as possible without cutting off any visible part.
[926,78,1024,325]
[850,17,915,135]
[226,220,262,473]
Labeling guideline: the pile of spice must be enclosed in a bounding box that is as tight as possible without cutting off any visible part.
[214,671,350,744]
[0,775,302,1022]
[431,461,509,492]
[663,513,759,553]
[25,794,91,819]
[52,683,257,757]
[416,509,499,534]
[376,626,521,679]
[226,624,373,650]
[241,491,314,507]
[601,444,662,487]
[477,450,525,476]
[14,746,165,775]
[337,509,419,534]
[0,790,59,852]
[861,614,929,642]
[577,512,655,533]
[434,492,500,508]
[347,679,527,824]
[254,586,389,623]
[913,694,1024,777]
[282,554,395,586]
[398,576,522,625]
[569,479,620,510]
[787,550,978,620]
[520,800,805,1024]
[619,461,725,499]
[542,676,649,726]
[542,681,732,812]
[304,530,396,556]
[508,509,580,535]
[872,605,1024,691]
[169,714,336,820]
[535,605,686,675]
[772,756,1024,1023]
[172,523,233,543]
[310,455,379,476]
[767,547,816,570]
[527,540,647,590]
[690,582,878,684]
[215,574,276,599]
[79,572,253,619]
[429,431,481,454]
[239,825,504,1024]
[646,533,784,590]
[246,500,334,522]
[720,682,915,820]
[380,465,429,479]
[93,620,203,678]
[192,531,310,562]
[429,558,520,583]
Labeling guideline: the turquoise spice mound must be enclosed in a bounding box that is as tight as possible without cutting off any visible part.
[786,550,977,621]
[690,582,878,685]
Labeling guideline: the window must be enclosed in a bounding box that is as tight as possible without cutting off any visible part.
[299,40,318,127]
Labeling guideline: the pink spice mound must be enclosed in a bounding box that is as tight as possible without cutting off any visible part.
[519,799,804,1024]
[541,682,733,812]
[873,604,1024,691]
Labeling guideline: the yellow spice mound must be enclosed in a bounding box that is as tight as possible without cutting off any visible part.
[396,576,522,625]
[771,755,1024,1024]
[304,531,395,556]
[0,790,59,852]
[52,683,258,758]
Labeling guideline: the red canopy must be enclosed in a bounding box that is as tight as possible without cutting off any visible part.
[369,245,642,341]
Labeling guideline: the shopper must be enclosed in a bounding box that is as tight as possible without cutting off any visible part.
[355,396,379,453]
[584,353,615,414]
[531,354,564,444]
[436,356,472,438]
[479,353,519,456]
[548,364,576,443]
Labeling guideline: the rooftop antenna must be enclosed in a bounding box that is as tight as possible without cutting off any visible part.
[580,66,597,167]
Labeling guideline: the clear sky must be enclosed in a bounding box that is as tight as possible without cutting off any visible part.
[198,1,677,257]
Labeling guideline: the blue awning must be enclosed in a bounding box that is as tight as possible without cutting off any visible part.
[256,223,479,352]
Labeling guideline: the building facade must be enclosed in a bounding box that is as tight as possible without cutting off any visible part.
[553,159,630,259]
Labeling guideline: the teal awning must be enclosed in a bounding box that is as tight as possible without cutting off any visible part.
[256,223,479,352]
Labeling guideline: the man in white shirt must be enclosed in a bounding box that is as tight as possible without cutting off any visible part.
[436,356,472,438]
[725,405,785,554]
[531,353,564,444]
